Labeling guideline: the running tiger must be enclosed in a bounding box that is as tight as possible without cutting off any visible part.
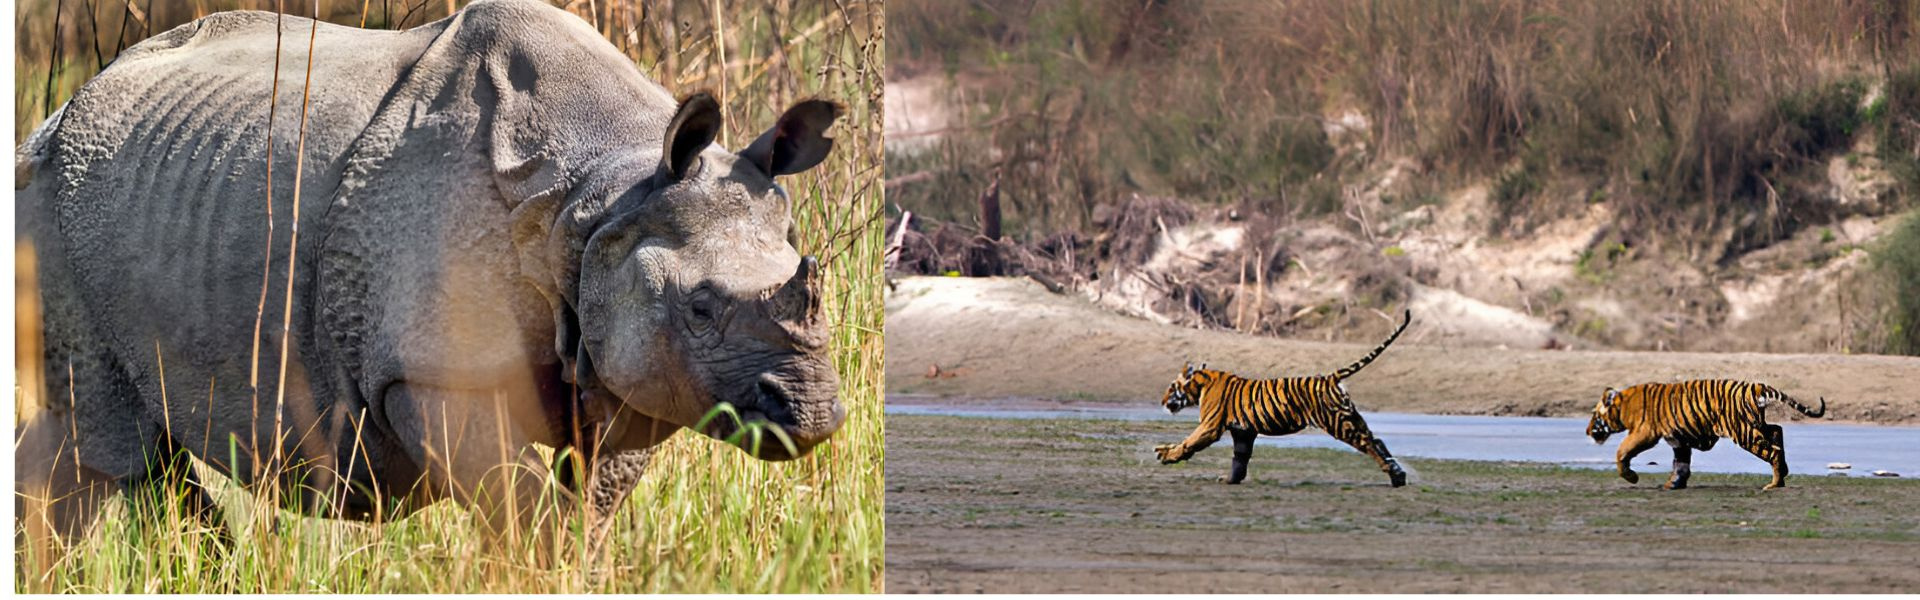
[1155,310,1412,487]
[1586,380,1827,490]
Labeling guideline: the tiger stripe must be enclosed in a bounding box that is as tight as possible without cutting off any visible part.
[1155,310,1412,487]
[1586,379,1826,490]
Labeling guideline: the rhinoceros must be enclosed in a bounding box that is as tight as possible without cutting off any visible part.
[14,0,846,556]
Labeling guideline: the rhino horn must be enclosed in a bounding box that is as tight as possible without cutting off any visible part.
[772,256,823,333]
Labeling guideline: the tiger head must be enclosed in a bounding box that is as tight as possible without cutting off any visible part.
[1586,387,1626,444]
[1161,362,1213,414]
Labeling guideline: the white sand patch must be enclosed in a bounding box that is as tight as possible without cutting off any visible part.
[1721,274,1789,326]
[1405,284,1560,349]
[884,75,956,156]
[1392,187,1611,307]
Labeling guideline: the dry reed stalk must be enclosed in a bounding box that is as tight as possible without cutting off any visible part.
[155,341,172,443]
[250,2,287,485]
[272,0,322,484]
[17,242,47,422]
[1233,251,1247,332]
[1253,248,1265,333]
[200,377,215,473]
[713,0,732,144]
[44,0,66,119]
[82,0,107,71]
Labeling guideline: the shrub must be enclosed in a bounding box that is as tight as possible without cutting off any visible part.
[1490,158,1543,234]
[1873,212,1920,356]
[1878,65,1920,202]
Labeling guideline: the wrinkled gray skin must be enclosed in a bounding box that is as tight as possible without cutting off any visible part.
[14,0,844,557]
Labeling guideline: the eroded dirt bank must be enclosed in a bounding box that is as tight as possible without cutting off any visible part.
[886,277,1920,424]
[884,415,1920,593]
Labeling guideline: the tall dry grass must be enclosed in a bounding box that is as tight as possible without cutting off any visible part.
[14,0,883,593]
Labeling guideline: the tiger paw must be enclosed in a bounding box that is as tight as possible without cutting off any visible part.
[1620,469,1640,484]
[1217,475,1243,485]
[1154,444,1182,464]
[1389,470,1407,488]
[1662,481,1687,490]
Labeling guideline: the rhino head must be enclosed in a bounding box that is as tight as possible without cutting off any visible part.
[564,93,845,461]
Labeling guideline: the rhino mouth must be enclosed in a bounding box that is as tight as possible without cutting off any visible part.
[705,377,844,461]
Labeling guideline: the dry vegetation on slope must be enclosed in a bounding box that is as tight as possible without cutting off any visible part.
[886,0,1920,356]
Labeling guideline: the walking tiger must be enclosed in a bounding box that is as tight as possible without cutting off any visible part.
[1155,310,1412,487]
[1586,379,1826,490]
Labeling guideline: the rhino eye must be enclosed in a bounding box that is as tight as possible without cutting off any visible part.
[686,287,721,332]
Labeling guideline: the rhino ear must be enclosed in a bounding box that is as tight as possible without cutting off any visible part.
[665,92,723,180]
[740,99,840,176]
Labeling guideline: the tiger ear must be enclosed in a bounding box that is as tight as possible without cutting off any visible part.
[1182,362,1194,377]
[1604,388,1619,403]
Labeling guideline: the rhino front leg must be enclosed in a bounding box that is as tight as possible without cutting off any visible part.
[550,438,654,586]
[383,383,565,562]
[578,409,676,568]
[546,443,654,547]
[582,448,655,557]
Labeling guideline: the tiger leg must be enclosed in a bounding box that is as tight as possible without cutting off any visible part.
[1762,424,1788,489]
[1664,441,1692,490]
[1730,424,1788,490]
[1371,439,1407,488]
[1322,411,1406,487]
[1155,424,1222,464]
[1222,428,1257,485]
[1614,430,1659,485]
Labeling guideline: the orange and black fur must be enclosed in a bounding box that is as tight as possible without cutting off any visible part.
[1586,380,1826,490]
[1156,310,1412,487]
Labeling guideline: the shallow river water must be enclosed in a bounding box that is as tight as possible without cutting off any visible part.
[887,402,1919,478]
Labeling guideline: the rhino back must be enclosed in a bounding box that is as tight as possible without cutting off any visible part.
[46,11,440,337]
[25,11,446,472]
